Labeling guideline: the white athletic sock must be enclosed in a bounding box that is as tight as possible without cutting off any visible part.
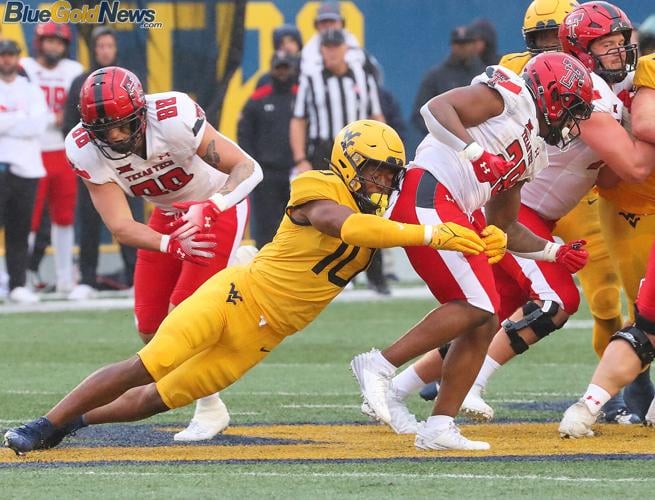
[193,393,223,418]
[52,224,74,292]
[425,415,454,431]
[473,355,501,390]
[372,350,397,376]
[582,384,611,416]
[391,365,426,399]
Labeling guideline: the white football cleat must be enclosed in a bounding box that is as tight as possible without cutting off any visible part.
[559,399,597,438]
[415,421,490,451]
[645,397,655,427]
[350,349,393,425]
[460,385,494,422]
[174,394,230,442]
[8,286,40,304]
[68,284,98,301]
[234,245,258,265]
[387,384,420,434]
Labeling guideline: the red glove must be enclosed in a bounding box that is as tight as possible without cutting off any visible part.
[464,142,515,192]
[162,233,217,266]
[168,199,222,239]
[555,240,588,273]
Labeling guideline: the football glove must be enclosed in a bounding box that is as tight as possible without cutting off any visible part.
[555,240,588,273]
[168,198,223,239]
[161,233,217,266]
[464,142,517,193]
[481,225,507,264]
[429,222,485,255]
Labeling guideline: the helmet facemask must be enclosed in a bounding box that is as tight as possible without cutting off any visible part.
[590,38,637,83]
[84,108,146,160]
[333,151,405,214]
[542,91,593,147]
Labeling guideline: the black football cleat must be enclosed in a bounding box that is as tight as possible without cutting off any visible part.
[4,416,85,455]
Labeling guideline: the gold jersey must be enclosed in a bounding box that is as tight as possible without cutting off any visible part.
[499,51,532,75]
[598,54,655,215]
[243,170,375,335]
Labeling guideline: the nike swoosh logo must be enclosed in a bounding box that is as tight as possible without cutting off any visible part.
[587,198,598,205]
[260,347,271,352]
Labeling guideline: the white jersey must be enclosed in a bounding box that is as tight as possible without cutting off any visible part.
[20,57,83,152]
[0,75,48,178]
[65,91,229,211]
[521,72,632,221]
[411,66,547,215]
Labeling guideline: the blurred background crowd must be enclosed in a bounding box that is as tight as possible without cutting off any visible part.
[1,0,654,303]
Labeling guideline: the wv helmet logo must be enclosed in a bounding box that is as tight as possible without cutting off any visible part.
[226,282,243,305]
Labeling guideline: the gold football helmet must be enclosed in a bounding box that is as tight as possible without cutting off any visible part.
[330,120,405,214]
[523,0,579,54]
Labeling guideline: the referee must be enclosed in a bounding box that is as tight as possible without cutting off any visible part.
[290,28,384,174]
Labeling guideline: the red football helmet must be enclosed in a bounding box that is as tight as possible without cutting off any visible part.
[79,66,147,160]
[33,22,72,64]
[523,52,594,148]
[559,1,636,83]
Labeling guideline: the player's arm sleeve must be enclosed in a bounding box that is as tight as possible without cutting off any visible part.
[340,212,429,248]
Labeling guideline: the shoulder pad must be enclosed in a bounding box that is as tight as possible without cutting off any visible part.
[634,54,655,90]
[289,170,343,207]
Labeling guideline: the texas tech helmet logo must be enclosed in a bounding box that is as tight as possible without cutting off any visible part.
[559,56,585,90]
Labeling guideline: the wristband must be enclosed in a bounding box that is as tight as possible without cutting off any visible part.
[463,141,484,162]
[159,234,170,253]
[208,193,229,212]
[510,241,561,262]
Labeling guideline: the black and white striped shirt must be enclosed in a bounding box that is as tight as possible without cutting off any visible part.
[293,63,382,142]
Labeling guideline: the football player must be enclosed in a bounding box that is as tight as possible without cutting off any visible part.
[3,120,495,454]
[65,66,263,442]
[558,51,655,437]
[388,1,655,429]
[20,22,83,295]
[350,52,595,450]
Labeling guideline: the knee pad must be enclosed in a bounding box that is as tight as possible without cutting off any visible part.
[610,326,655,367]
[502,300,562,355]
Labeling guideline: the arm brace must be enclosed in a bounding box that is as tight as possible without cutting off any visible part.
[209,158,263,211]
[509,241,560,261]
[420,102,467,151]
[340,213,431,248]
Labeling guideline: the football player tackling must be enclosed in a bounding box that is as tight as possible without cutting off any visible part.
[3,119,497,454]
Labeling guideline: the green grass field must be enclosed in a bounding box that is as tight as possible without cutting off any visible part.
[1,297,654,499]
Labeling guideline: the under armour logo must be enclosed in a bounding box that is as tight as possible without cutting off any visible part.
[585,395,601,406]
[176,248,185,259]
[445,195,455,203]
[226,282,243,304]
[204,216,212,229]
[480,162,490,174]
[158,152,171,160]
[619,211,640,229]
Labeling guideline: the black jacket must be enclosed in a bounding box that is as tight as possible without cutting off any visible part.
[411,54,486,134]
[237,81,297,170]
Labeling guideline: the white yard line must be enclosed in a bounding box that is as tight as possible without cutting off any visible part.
[25,470,655,483]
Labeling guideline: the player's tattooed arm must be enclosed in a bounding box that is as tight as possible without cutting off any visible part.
[200,139,221,168]
[218,159,256,196]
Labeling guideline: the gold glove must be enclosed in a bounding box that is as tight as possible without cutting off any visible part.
[480,225,507,264]
[430,222,485,255]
